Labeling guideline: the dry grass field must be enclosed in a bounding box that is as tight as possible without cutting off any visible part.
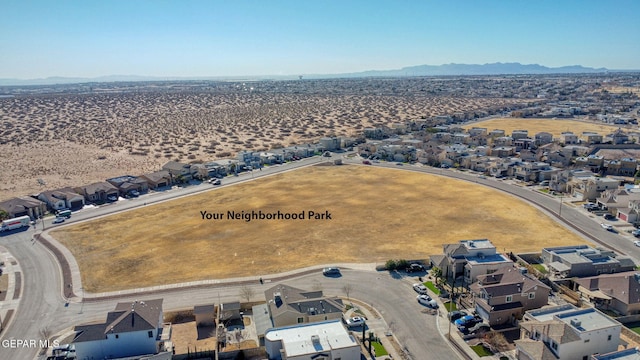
[464,117,624,137]
[52,165,587,293]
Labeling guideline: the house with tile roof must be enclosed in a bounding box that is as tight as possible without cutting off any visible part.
[265,284,344,328]
[516,304,621,360]
[573,271,640,316]
[469,266,550,326]
[0,196,46,220]
[541,245,636,279]
[75,181,119,203]
[72,299,170,360]
[430,239,512,285]
[37,187,85,211]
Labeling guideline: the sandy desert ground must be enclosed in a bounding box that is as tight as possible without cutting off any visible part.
[51,165,587,292]
[0,90,522,201]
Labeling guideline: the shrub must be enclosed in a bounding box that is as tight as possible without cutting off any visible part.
[385,259,397,270]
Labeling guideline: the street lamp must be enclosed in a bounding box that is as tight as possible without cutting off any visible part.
[559,194,563,217]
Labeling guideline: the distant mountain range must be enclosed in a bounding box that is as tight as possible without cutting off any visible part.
[0,62,629,86]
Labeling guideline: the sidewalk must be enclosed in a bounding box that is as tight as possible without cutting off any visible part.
[344,298,401,360]
[0,245,22,337]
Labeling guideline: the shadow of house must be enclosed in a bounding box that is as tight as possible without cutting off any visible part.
[75,182,119,204]
[0,196,46,220]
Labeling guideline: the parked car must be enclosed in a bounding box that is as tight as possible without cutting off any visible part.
[455,315,482,330]
[345,316,366,327]
[209,178,221,185]
[413,283,428,295]
[362,160,372,165]
[634,240,640,247]
[583,203,598,210]
[461,322,490,335]
[107,195,118,202]
[632,229,640,238]
[604,214,616,221]
[417,295,438,308]
[448,310,468,322]
[322,267,340,276]
[406,263,425,273]
[601,223,614,231]
[52,217,65,224]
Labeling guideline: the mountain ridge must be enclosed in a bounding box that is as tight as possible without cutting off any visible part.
[0,62,630,86]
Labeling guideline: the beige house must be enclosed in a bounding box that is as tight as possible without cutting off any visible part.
[265,284,344,327]
[573,272,640,316]
[0,196,46,220]
[470,266,550,326]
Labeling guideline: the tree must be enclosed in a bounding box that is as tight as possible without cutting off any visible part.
[239,285,254,303]
[342,284,353,301]
[385,259,397,271]
[482,331,509,353]
[431,267,444,286]
[0,210,8,221]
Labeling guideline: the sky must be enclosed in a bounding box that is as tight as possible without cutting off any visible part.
[0,0,639,79]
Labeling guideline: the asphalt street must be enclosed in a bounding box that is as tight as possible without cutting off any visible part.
[1,153,638,359]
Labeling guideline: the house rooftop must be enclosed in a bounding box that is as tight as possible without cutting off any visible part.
[555,308,620,332]
[593,348,640,360]
[461,239,495,250]
[465,253,511,265]
[265,320,356,357]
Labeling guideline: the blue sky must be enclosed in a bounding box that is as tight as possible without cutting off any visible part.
[0,0,638,79]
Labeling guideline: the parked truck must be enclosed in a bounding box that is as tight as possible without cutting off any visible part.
[0,215,31,232]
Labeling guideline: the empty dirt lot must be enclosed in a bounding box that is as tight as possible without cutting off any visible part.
[52,165,587,293]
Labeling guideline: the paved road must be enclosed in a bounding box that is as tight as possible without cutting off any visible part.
[2,153,638,359]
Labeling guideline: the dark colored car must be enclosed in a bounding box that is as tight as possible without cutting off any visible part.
[448,310,467,322]
[406,263,425,273]
[362,160,372,165]
[604,214,616,220]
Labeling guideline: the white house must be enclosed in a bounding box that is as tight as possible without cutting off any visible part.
[516,304,620,360]
[72,299,170,360]
[264,319,360,360]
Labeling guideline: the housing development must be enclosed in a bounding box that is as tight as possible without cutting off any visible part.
[2,73,640,360]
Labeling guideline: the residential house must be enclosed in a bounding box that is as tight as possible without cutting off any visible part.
[493,136,514,147]
[429,239,509,284]
[319,137,341,151]
[75,182,119,203]
[534,132,553,146]
[468,127,488,137]
[512,129,529,140]
[560,132,579,145]
[140,171,173,190]
[597,188,640,217]
[363,127,384,140]
[606,158,638,177]
[514,138,535,152]
[162,161,193,181]
[72,299,171,360]
[470,266,551,326]
[541,245,635,278]
[264,320,360,360]
[573,271,640,316]
[568,176,619,201]
[491,146,516,158]
[265,284,344,327]
[606,129,629,145]
[581,132,603,145]
[515,305,620,360]
[574,155,605,173]
[489,129,506,138]
[107,176,149,197]
[0,196,46,220]
[37,187,85,211]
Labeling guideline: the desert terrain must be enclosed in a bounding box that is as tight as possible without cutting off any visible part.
[51,165,587,293]
[464,117,624,137]
[0,78,525,201]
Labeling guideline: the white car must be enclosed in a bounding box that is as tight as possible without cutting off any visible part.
[417,295,438,308]
[345,316,366,327]
[413,283,428,295]
[601,223,614,231]
[634,240,640,247]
